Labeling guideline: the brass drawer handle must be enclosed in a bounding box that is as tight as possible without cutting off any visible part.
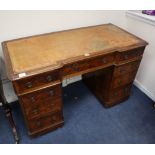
[51,102,55,106]
[49,90,54,96]
[32,108,39,115]
[72,64,79,71]
[102,58,107,63]
[72,68,79,72]
[26,82,32,88]
[124,55,129,60]
[46,75,53,82]
[120,68,126,73]
[30,96,35,102]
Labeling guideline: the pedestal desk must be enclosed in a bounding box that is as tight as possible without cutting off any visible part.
[2,24,148,136]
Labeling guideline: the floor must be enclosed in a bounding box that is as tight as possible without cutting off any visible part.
[0,81,155,144]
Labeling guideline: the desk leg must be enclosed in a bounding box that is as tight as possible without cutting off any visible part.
[1,79,20,143]
[3,103,20,144]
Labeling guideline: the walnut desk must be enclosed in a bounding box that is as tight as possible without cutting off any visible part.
[2,24,148,136]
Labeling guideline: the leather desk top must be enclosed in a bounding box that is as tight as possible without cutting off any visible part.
[2,24,147,80]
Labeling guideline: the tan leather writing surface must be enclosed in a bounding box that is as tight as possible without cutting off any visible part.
[5,24,143,75]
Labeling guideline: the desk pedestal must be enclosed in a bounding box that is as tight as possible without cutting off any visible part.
[83,58,141,107]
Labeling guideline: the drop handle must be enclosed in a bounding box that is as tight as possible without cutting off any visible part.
[32,108,39,115]
[30,96,35,102]
[26,82,32,88]
[120,69,126,73]
[46,75,53,82]
[102,58,107,63]
[51,102,55,106]
[124,55,129,60]
[72,64,79,71]
[49,90,55,96]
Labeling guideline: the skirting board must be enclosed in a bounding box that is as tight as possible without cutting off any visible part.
[134,79,155,102]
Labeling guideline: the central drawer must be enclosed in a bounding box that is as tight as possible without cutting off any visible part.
[63,53,115,76]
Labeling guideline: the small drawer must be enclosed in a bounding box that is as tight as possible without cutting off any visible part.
[23,98,62,120]
[111,71,136,89]
[63,53,115,76]
[109,85,131,101]
[20,83,62,108]
[28,111,63,133]
[13,69,61,94]
[113,59,141,77]
[116,46,145,63]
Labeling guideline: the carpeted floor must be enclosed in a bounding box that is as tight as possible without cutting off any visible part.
[0,81,155,144]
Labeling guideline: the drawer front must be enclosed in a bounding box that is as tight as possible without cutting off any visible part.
[63,53,115,76]
[111,71,136,89]
[109,85,131,101]
[113,59,141,77]
[23,98,62,120]
[13,69,61,93]
[116,47,145,63]
[20,84,62,107]
[28,111,63,133]
[20,84,62,119]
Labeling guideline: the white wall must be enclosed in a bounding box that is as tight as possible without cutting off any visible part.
[126,16,155,101]
[0,10,127,78]
[0,10,126,58]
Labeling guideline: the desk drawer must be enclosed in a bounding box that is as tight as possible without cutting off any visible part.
[113,59,141,77]
[21,83,61,107]
[28,111,63,133]
[111,71,136,89]
[116,47,145,63]
[13,69,61,94]
[109,84,131,101]
[23,98,62,120]
[63,53,115,76]
[20,84,62,119]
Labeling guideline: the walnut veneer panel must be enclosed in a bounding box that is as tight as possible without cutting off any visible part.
[3,24,146,79]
